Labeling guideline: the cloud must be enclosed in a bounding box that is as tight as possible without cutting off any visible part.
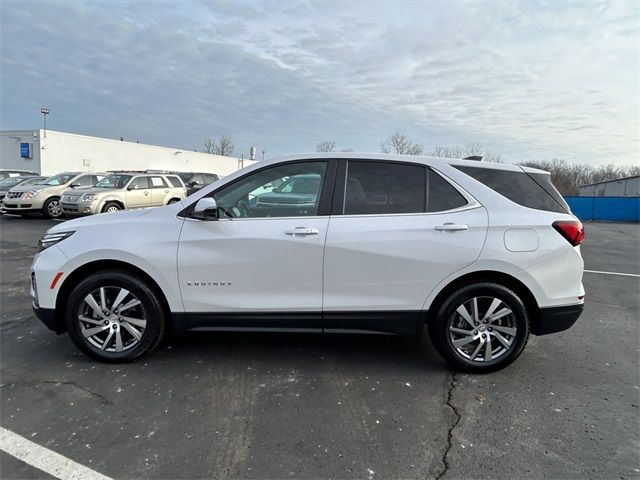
[1,0,637,165]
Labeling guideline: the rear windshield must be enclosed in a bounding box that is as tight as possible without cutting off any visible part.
[455,166,569,213]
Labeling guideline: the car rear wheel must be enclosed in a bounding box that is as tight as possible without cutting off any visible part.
[428,282,530,373]
[102,202,122,213]
[43,197,62,219]
[65,270,166,362]
[167,198,180,205]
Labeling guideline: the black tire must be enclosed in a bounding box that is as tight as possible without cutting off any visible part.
[101,202,122,213]
[65,270,166,362]
[42,197,62,219]
[428,282,530,373]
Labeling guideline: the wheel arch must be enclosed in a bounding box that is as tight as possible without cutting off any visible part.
[54,259,173,334]
[422,270,540,335]
[101,199,125,212]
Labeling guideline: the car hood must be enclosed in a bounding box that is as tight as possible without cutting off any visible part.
[48,207,154,233]
[255,192,317,204]
[9,184,57,193]
[62,186,117,196]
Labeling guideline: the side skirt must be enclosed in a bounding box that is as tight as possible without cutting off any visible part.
[171,311,423,336]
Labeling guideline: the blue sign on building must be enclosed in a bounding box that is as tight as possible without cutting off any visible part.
[20,143,31,158]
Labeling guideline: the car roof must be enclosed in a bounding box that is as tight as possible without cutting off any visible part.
[270,152,550,175]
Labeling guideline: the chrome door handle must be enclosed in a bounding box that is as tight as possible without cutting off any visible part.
[435,223,468,231]
[285,227,320,236]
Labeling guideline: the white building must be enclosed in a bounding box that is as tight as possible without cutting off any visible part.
[0,129,255,176]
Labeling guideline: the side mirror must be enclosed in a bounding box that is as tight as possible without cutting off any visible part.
[70,182,81,188]
[191,197,218,220]
[188,181,197,187]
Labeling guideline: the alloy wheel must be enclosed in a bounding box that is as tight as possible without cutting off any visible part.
[447,296,517,363]
[77,286,147,352]
[106,206,120,213]
[48,200,62,217]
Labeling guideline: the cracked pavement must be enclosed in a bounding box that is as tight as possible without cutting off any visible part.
[1,215,638,479]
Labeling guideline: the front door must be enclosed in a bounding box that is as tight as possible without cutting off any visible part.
[322,161,488,334]
[177,160,335,331]
[125,176,152,209]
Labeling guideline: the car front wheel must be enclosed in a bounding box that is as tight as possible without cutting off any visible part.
[429,282,530,373]
[65,270,166,362]
[43,197,63,219]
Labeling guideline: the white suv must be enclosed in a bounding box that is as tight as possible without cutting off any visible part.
[30,153,585,372]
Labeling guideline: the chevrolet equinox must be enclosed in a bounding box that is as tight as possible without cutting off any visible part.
[31,153,585,372]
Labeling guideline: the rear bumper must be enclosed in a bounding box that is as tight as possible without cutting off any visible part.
[532,303,584,336]
[32,302,65,334]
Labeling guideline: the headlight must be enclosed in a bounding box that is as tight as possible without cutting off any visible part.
[24,188,43,200]
[81,193,97,201]
[37,231,75,252]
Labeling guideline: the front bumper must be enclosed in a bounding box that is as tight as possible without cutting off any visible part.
[32,302,65,334]
[61,200,97,216]
[3,201,39,214]
[532,303,584,336]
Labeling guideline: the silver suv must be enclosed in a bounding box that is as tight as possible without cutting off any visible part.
[3,172,104,218]
[61,172,186,216]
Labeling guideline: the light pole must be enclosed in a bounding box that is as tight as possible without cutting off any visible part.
[40,108,50,137]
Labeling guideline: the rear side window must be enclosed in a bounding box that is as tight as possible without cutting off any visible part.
[455,166,568,213]
[344,161,426,215]
[427,170,468,212]
[166,176,183,188]
[150,176,168,188]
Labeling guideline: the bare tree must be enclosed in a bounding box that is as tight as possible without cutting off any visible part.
[431,143,500,162]
[519,159,640,195]
[316,140,336,152]
[381,132,423,155]
[203,136,235,156]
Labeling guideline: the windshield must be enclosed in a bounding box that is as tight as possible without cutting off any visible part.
[0,177,29,188]
[95,174,132,189]
[43,173,76,186]
[19,177,45,187]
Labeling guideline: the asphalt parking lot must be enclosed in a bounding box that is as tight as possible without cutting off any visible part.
[1,215,638,479]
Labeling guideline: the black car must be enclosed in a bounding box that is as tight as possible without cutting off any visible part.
[174,172,220,196]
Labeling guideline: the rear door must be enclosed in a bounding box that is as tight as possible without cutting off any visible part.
[322,160,488,334]
[125,176,152,208]
[149,175,169,205]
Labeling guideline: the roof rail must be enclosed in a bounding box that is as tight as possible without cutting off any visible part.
[463,155,483,161]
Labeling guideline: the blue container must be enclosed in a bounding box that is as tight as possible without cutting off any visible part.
[564,196,640,222]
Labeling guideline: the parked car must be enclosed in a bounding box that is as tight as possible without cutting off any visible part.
[174,172,220,196]
[60,172,186,216]
[0,176,47,214]
[3,172,104,219]
[31,153,584,371]
[0,169,39,180]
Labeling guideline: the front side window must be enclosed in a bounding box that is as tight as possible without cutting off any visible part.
[204,174,219,183]
[344,161,426,215]
[74,175,94,186]
[214,162,327,218]
[128,176,150,190]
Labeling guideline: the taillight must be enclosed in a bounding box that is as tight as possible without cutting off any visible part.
[553,220,585,246]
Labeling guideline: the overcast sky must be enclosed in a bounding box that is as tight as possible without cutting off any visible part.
[1,0,638,165]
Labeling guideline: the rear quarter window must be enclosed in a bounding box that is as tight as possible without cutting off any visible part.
[455,166,569,213]
[166,176,184,188]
